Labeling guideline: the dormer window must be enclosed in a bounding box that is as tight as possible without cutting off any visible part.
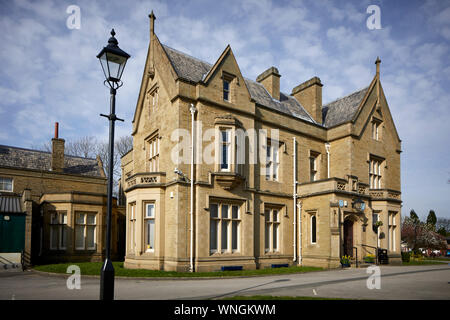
[223,79,230,102]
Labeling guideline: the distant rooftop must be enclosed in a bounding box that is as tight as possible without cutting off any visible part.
[0,145,104,177]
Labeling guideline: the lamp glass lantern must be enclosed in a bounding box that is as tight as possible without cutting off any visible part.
[353,198,365,212]
[97,29,130,84]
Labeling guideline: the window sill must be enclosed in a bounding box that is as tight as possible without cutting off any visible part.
[210,251,241,257]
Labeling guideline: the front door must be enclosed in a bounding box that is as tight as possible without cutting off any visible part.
[0,213,25,252]
[343,219,354,257]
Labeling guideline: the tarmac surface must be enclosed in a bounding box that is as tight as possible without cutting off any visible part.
[0,263,449,300]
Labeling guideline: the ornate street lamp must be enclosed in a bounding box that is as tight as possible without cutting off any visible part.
[97,28,130,301]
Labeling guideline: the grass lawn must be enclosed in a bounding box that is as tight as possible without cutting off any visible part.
[33,262,323,278]
[222,295,348,300]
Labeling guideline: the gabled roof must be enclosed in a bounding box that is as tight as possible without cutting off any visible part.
[322,87,369,128]
[162,45,212,83]
[162,44,316,124]
[0,145,104,177]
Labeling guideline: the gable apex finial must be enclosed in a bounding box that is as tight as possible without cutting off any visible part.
[375,56,381,77]
[149,10,156,35]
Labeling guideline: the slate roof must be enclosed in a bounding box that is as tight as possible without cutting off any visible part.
[162,44,369,128]
[322,87,369,128]
[162,44,316,124]
[0,145,104,177]
[0,195,23,214]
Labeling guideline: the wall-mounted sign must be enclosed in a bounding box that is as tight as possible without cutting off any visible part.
[4,215,10,221]
[339,200,344,208]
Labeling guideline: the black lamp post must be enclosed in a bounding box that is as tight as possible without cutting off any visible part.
[97,28,130,301]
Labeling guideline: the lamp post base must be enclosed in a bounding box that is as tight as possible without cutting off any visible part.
[100,258,115,300]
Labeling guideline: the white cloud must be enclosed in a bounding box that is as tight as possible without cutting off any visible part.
[0,0,449,218]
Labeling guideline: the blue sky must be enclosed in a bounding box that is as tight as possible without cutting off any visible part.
[0,0,449,220]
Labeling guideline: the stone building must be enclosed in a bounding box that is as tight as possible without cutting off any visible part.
[0,124,125,266]
[121,13,402,271]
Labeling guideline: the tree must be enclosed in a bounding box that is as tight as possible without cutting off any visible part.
[65,136,97,158]
[426,210,437,231]
[410,209,420,224]
[436,218,450,234]
[437,226,447,236]
[401,216,447,253]
[115,136,133,157]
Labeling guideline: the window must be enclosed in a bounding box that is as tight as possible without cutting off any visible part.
[220,129,231,171]
[388,212,397,251]
[144,203,155,252]
[369,157,383,189]
[223,79,230,102]
[372,213,379,233]
[147,135,159,172]
[152,90,158,112]
[210,203,240,253]
[264,208,280,253]
[0,177,12,192]
[50,212,67,250]
[265,141,279,181]
[310,152,319,182]
[311,215,317,244]
[129,202,136,254]
[75,213,96,250]
[372,120,381,140]
[373,212,381,247]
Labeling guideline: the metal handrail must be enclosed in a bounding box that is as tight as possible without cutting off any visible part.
[352,247,358,268]
[360,244,378,265]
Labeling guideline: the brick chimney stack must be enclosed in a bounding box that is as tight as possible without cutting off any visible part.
[51,122,65,172]
[291,77,323,124]
[256,67,281,101]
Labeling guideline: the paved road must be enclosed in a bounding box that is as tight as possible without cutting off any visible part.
[0,264,449,300]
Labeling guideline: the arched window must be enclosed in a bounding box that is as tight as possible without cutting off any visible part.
[311,215,317,244]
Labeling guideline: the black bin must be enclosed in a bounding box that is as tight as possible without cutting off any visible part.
[377,248,389,264]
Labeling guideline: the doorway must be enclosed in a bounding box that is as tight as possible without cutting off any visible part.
[343,219,354,257]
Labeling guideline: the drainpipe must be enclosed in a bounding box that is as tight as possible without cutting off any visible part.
[297,201,302,265]
[325,143,330,179]
[293,137,297,262]
[189,103,197,272]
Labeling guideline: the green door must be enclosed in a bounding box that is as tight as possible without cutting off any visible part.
[0,214,25,252]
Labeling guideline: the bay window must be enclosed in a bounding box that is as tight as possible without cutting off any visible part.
[75,212,97,250]
[144,203,155,252]
[50,212,67,250]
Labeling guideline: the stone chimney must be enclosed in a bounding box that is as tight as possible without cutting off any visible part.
[291,77,323,124]
[51,122,65,172]
[256,67,281,101]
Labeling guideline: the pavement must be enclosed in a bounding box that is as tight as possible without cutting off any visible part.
[0,263,449,300]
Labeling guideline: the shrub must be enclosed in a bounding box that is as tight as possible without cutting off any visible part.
[401,251,410,262]
[410,252,424,261]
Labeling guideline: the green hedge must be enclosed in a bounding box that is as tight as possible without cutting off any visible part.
[401,252,410,262]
